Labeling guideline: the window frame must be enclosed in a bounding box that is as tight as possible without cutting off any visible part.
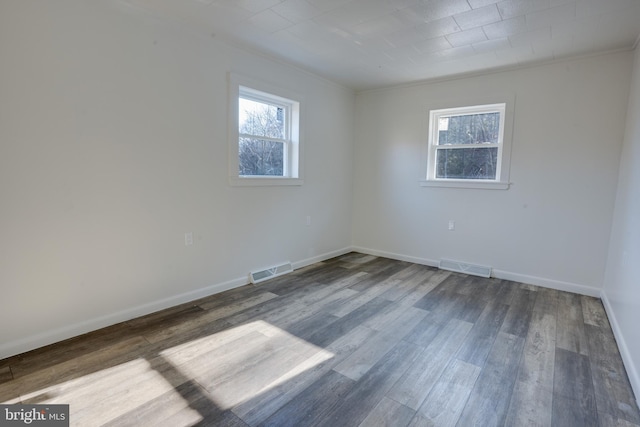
[421,98,514,190]
[228,73,303,187]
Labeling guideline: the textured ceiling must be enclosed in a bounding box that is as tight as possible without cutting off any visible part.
[122,0,640,90]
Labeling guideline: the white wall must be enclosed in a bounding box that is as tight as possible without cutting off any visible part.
[353,52,633,295]
[603,47,640,399]
[0,1,355,358]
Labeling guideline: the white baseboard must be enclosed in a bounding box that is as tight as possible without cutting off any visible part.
[351,246,601,297]
[292,247,353,270]
[491,269,602,297]
[0,276,248,360]
[601,292,640,409]
[350,246,440,268]
[0,246,353,360]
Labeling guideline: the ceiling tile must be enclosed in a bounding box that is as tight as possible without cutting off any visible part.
[550,14,599,41]
[385,27,425,48]
[350,13,406,37]
[460,52,506,71]
[353,36,395,52]
[468,0,501,9]
[381,45,419,63]
[306,0,355,12]
[415,16,461,39]
[406,0,472,23]
[382,45,421,62]
[271,0,323,23]
[495,44,532,62]
[509,27,551,49]
[497,0,551,19]
[247,9,294,33]
[596,6,640,43]
[446,27,488,47]
[472,37,511,53]
[433,45,477,60]
[526,3,576,30]
[316,0,394,28]
[453,4,502,30]
[413,36,452,53]
[483,15,527,39]
[209,0,255,23]
[549,0,573,6]
[393,7,434,26]
[576,0,637,17]
[286,19,336,44]
[236,0,282,13]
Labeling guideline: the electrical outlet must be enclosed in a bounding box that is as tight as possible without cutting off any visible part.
[448,220,455,231]
[185,232,193,246]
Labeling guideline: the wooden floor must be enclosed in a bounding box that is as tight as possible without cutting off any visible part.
[1,253,639,427]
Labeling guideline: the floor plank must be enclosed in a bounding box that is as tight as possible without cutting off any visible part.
[359,397,415,427]
[533,287,559,316]
[455,300,510,367]
[258,370,354,427]
[553,348,599,426]
[317,340,423,427]
[456,332,525,426]
[306,296,392,347]
[396,270,451,307]
[411,358,481,427]
[504,311,556,427]
[388,318,473,410]
[0,367,12,384]
[581,296,611,329]
[586,323,640,424]
[333,306,427,381]
[556,291,589,355]
[500,287,537,337]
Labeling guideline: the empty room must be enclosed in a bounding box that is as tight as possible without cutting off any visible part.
[1,0,640,426]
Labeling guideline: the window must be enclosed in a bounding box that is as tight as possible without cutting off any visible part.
[422,102,512,190]
[228,73,302,186]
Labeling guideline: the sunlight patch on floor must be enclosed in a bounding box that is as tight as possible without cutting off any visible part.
[1,321,334,425]
[162,320,335,410]
[19,357,195,426]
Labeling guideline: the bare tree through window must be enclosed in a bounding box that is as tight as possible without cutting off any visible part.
[238,97,286,176]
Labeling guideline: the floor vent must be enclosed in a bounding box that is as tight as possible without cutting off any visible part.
[249,262,293,284]
[439,259,492,278]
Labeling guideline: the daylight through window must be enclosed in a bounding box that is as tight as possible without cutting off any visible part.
[239,92,289,176]
[426,103,509,188]
[229,73,302,186]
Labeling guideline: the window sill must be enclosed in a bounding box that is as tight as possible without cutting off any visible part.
[419,180,510,190]
[229,177,304,187]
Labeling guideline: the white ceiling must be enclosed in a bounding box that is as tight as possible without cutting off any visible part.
[122,0,640,90]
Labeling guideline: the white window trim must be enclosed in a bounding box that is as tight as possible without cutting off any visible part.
[228,73,303,187]
[420,96,515,190]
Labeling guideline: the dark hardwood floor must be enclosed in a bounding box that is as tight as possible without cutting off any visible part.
[1,252,638,426]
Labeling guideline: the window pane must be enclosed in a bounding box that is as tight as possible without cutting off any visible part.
[239,97,285,139]
[438,112,500,145]
[239,138,284,176]
[436,147,498,179]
